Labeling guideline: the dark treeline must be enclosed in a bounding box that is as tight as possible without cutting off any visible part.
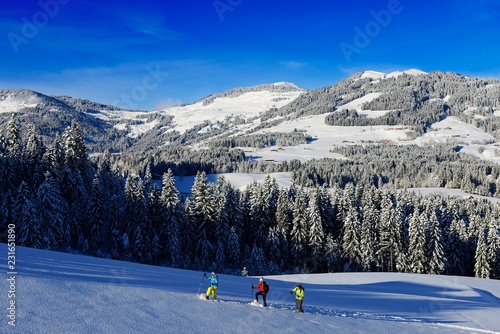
[208,130,311,149]
[324,102,448,136]
[111,142,500,201]
[1,118,499,279]
[292,144,500,197]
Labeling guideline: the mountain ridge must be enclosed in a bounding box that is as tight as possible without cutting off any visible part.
[1,69,499,159]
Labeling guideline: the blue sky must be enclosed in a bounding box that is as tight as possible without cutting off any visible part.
[1,0,499,110]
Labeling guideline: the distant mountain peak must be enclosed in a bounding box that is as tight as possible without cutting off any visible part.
[270,82,302,89]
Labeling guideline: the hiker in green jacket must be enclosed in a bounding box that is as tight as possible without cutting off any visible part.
[290,283,305,312]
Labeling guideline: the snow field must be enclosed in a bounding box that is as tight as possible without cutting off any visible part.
[1,246,499,334]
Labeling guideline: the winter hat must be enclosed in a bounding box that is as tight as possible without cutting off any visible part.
[259,277,264,282]
[211,272,216,276]
[296,283,301,287]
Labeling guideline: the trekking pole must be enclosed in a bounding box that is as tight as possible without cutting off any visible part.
[197,273,206,295]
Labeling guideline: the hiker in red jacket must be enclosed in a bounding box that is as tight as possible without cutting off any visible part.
[251,277,268,307]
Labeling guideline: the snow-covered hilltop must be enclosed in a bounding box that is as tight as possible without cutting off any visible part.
[0,90,42,113]
[360,68,428,80]
[154,82,306,134]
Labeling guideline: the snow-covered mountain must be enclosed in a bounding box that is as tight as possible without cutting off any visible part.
[1,69,500,162]
[1,245,498,334]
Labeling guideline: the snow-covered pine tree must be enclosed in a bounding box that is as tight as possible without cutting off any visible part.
[474,229,490,278]
[60,164,89,250]
[291,189,308,270]
[276,188,293,270]
[262,174,279,231]
[15,181,43,248]
[131,177,154,263]
[23,123,45,187]
[318,185,336,235]
[275,187,292,248]
[360,197,378,272]
[36,172,66,249]
[445,217,468,275]
[248,180,266,248]
[425,206,446,275]
[62,120,87,169]
[227,226,241,269]
[88,173,104,255]
[342,205,362,272]
[159,170,183,266]
[377,193,402,272]
[408,210,427,274]
[249,244,267,275]
[160,169,179,209]
[189,171,216,269]
[308,188,325,269]
[213,177,232,266]
[6,114,21,161]
[123,175,137,240]
[486,219,500,279]
[146,185,162,264]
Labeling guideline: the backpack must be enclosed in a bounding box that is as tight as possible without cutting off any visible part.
[263,281,270,293]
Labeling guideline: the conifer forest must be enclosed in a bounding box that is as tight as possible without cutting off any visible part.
[1,116,499,280]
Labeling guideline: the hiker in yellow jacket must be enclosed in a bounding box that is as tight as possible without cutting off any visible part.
[290,283,305,312]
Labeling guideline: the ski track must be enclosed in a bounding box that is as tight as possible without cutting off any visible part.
[210,297,423,322]
[205,297,500,333]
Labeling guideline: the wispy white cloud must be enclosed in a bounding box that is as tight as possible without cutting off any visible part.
[279,61,306,70]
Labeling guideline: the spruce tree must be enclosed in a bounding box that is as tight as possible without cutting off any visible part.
[378,193,402,272]
[445,217,468,275]
[227,226,241,269]
[62,121,87,169]
[290,189,308,270]
[360,198,378,272]
[308,188,325,268]
[15,182,43,248]
[189,171,216,268]
[486,220,500,279]
[474,229,490,278]
[408,210,426,274]
[426,207,446,275]
[36,172,66,249]
[342,206,362,272]
[88,173,104,255]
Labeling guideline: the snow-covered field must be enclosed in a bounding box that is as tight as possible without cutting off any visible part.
[0,246,499,334]
[227,114,493,164]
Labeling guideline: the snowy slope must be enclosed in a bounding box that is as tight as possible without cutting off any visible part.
[335,92,392,118]
[1,246,499,334]
[157,88,304,134]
